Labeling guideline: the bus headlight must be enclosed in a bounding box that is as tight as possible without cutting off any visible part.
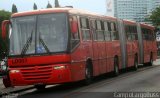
[1,61,7,71]
[10,70,20,73]
[53,66,66,70]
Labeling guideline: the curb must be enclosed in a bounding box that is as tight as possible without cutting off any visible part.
[0,86,34,97]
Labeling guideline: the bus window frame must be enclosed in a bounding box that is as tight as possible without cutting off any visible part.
[110,22,119,41]
[96,20,105,41]
[80,17,91,41]
[90,19,98,41]
[103,21,111,41]
[125,25,138,41]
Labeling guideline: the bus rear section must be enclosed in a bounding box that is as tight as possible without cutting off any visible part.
[137,23,157,65]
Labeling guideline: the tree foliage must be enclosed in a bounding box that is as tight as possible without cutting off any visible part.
[33,3,38,10]
[55,0,60,8]
[0,10,11,29]
[47,1,52,8]
[12,4,18,13]
[0,10,11,36]
[0,10,11,60]
[149,6,160,27]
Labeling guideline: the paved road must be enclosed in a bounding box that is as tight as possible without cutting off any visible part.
[5,60,158,98]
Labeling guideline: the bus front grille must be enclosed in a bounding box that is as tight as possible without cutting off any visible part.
[20,65,52,81]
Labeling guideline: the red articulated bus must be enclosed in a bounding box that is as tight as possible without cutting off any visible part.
[1,8,157,89]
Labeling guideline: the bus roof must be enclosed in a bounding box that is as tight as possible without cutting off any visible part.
[140,23,155,30]
[11,8,116,20]
[123,19,136,25]
[11,8,154,28]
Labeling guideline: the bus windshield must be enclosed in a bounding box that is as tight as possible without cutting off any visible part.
[9,13,68,56]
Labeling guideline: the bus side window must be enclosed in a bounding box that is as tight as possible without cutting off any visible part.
[151,30,155,41]
[125,25,132,41]
[111,22,118,40]
[114,22,119,40]
[70,16,80,49]
[130,26,137,40]
[91,20,97,41]
[149,29,154,41]
[96,20,104,41]
[104,21,111,41]
[142,28,145,40]
[133,26,138,40]
[143,28,149,40]
[80,17,90,41]
[146,29,150,40]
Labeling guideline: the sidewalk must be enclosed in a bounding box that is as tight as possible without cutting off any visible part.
[153,59,160,66]
[0,78,34,97]
[0,77,4,92]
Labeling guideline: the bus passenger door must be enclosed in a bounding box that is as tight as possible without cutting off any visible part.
[143,29,150,63]
[125,26,135,67]
[143,40,148,63]
[126,40,134,67]
[146,30,154,61]
[96,20,107,74]
[80,17,93,61]
[90,19,100,76]
[103,21,113,72]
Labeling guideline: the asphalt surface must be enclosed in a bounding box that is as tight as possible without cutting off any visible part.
[1,59,160,98]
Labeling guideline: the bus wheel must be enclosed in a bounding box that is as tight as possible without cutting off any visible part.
[84,61,93,85]
[3,76,12,88]
[114,57,119,76]
[133,56,138,71]
[148,54,153,66]
[34,84,46,90]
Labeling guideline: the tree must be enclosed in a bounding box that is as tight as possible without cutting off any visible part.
[0,10,11,60]
[149,6,160,27]
[33,3,38,10]
[55,0,60,8]
[12,4,18,13]
[46,1,52,8]
[0,10,11,35]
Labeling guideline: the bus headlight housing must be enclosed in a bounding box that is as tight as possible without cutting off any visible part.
[1,60,7,71]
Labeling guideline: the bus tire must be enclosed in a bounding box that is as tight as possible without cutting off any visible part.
[148,53,153,66]
[133,55,138,71]
[34,84,46,90]
[114,57,119,76]
[84,61,93,85]
[3,76,12,88]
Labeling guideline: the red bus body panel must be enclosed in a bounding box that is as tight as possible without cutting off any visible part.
[8,55,73,86]
[140,23,157,63]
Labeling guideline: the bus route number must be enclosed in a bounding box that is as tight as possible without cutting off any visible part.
[12,58,27,64]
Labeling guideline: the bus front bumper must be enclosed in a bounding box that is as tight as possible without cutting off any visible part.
[9,64,72,86]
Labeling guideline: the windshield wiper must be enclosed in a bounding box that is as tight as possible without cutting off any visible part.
[39,32,51,54]
[21,30,33,56]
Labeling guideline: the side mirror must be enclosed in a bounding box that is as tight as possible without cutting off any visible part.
[70,18,78,34]
[1,20,10,40]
